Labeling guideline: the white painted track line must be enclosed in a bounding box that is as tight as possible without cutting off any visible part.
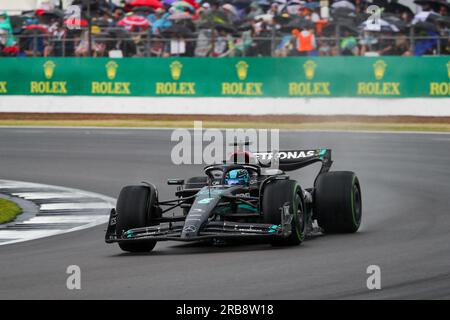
[0,179,116,245]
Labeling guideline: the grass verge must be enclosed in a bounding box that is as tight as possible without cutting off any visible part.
[0,119,450,132]
[0,198,22,224]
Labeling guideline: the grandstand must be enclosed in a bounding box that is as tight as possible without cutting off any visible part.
[0,0,448,57]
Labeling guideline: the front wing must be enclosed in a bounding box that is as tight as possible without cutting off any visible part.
[105,204,294,243]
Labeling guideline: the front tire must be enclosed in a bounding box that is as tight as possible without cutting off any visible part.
[116,185,158,252]
[314,171,362,233]
[118,241,156,253]
[263,180,306,246]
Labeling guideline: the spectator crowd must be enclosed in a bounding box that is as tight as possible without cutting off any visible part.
[1,0,450,57]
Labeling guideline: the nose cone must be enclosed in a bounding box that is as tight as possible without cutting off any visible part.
[180,188,221,239]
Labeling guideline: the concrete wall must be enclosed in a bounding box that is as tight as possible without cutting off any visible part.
[1,96,450,116]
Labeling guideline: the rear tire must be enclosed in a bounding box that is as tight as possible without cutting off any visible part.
[263,180,306,246]
[314,171,362,233]
[116,185,158,252]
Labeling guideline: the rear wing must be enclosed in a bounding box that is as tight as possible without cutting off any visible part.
[254,149,332,174]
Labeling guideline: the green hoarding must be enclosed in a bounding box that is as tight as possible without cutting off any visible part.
[0,57,449,98]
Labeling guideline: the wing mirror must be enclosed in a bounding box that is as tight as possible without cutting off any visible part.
[167,179,184,185]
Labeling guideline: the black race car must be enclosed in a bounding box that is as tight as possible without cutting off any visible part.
[105,148,362,252]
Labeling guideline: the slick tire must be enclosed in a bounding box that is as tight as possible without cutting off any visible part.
[314,171,362,233]
[116,185,158,252]
[263,179,306,246]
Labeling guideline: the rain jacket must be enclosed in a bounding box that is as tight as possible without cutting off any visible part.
[0,11,15,46]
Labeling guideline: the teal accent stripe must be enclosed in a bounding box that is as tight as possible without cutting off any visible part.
[319,149,327,160]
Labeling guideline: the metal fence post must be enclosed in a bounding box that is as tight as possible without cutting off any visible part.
[336,24,340,56]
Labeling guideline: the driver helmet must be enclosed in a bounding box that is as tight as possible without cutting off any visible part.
[224,169,250,186]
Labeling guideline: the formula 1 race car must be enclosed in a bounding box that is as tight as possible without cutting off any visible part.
[105,147,362,252]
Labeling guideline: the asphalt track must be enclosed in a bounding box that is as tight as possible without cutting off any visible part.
[0,127,449,299]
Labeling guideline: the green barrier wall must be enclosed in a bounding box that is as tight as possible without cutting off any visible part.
[0,57,449,97]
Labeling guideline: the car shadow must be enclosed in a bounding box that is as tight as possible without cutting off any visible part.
[107,239,296,257]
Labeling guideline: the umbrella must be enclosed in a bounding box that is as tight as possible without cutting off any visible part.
[382,14,409,32]
[9,15,29,33]
[436,15,450,27]
[254,13,274,23]
[171,1,196,12]
[71,0,106,10]
[332,7,358,18]
[273,12,293,25]
[128,0,164,9]
[256,0,272,7]
[118,15,151,28]
[64,18,88,28]
[331,0,356,11]
[360,18,400,32]
[132,6,156,13]
[168,12,193,20]
[235,21,253,31]
[161,24,193,37]
[413,21,439,33]
[414,0,450,11]
[222,3,239,16]
[385,1,414,15]
[283,17,314,30]
[183,0,200,9]
[412,11,441,24]
[37,8,65,19]
[24,24,49,33]
[322,22,359,36]
[286,0,305,14]
[198,21,236,33]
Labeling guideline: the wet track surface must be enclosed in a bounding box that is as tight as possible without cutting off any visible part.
[0,128,449,299]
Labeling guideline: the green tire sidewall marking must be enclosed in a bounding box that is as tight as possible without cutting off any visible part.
[293,185,303,240]
[350,175,359,227]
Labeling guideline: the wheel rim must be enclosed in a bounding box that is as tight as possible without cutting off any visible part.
[352,184,362,226]
[295,195,305,240]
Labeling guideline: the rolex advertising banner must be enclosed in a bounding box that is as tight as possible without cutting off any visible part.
[0,57,449,97]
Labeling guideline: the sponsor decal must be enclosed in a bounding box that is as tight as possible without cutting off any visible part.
[357,60,400,96]
[0,81,7,94]
[91,61,131,95]
[30,61,68,94]
[183,225,197,232]
[304,60,316,80]
[198,198,214,204]
[288,60,331,96]
[44,60,56,79]
[254,150,317,161]
[235,192,250,197]
[199,188,224,195]
[236,61,248,80]
[429,61,450,96]
[221,61,263,96]
[170,60,183,80]
[373,60,387,80]
[155,61,196,95]
[106,60,118,80]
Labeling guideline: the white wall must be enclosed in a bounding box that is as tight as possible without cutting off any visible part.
[1,96,450,116]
